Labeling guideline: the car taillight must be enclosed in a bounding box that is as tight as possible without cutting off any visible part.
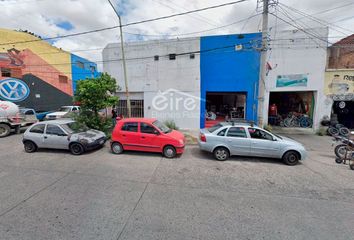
[200,133,206,142]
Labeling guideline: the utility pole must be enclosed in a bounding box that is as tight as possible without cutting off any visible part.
[107,0,131,117]
[257,0,269,127]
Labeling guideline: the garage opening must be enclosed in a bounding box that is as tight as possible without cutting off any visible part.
[268,91,314,128]
[205,92,246,128]
[332,100,354,129]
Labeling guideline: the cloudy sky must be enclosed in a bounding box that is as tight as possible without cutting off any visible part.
[1,0,353,70]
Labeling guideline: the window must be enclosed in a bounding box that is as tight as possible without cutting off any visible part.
[208,123,223,133]
[90,66,96,72]
[154,55,159,61]
[141,123,157,134]
[217,128,227,136]
[190,53,195,59]
[46,124,66,135]
[76,61,84,69]
[1,68,11,77]
[227,127,247,138]
[25,110,35,115]
[248,128,273,141]
[29,124,45,134]
[169,54,176,60]
[59,75,68,83]
[121,122,138,132]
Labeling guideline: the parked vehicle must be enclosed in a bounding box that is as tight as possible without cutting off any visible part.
[110,118,185,158]
[45,106,80,120]
[198,122,307,165]
[0,101,27,137]
[19,108,39,126]
[23,119,106,155]
[332,135,354,159]
[36,111,54,121]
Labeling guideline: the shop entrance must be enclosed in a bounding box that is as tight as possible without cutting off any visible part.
[205,92,246,128]
[332,101,354,129]
[268,91,314,128]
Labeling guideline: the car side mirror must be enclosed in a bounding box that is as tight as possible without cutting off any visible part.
[153,130,160,135]
[273,137,277,141]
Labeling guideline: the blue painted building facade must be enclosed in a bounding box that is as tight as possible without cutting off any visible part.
[200,33,262,128]
[71,54,100,93]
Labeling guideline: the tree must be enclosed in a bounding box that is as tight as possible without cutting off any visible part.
[74,73,119,133]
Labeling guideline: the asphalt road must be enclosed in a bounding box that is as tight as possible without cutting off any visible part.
[0,133,353,240]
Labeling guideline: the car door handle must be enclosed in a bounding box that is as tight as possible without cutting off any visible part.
[227,139,232,142]
[141,136,146,139]
[44,136,48,139]
[122,134,126,137]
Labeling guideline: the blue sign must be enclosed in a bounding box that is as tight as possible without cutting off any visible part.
[0,78,30,102]
[276,74,308,88]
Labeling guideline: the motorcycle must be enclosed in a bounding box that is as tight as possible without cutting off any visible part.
[332,135,354,159]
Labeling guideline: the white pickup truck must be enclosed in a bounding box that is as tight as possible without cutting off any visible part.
[45,106,80,120]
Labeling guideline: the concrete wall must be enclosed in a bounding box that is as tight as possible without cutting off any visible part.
[263,27,330,129]
[103,38,200,129]
[200,33,262,128]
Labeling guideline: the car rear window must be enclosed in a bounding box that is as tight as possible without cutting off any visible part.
[121,122,138,132]
[208,123,223,133]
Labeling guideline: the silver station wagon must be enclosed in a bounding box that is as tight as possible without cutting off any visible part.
[23,119,106,155]
[198,122,307,165]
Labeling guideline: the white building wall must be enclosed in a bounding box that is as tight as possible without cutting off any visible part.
[103,38,200,129]
[263,27,331,129]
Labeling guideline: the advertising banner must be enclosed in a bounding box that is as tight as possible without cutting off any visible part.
[276,74,308,87]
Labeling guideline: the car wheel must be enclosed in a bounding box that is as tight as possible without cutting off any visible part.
[163,145,176,158]
[24,141,37,153]
[111,142,123,154]
[70,143,84,155]
[350,164,354,171]
[0,124,11,138]
[282,151,299,166]
[213,147,229,161]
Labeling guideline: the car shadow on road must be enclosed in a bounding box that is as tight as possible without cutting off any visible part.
[190,147,291,166]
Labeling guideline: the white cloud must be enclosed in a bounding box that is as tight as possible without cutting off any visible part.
[0,0,353,71]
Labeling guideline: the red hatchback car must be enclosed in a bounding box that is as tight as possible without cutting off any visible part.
[111,118,185,158]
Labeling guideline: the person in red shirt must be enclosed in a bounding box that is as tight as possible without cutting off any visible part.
[269,103,278,125]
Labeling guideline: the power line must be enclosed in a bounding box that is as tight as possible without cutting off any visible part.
[0,0,249,46]
[270,1,354,31]
[5,39,260,68]
[279,3,353,35]
[270,12,332,46]
[276,5,327,49]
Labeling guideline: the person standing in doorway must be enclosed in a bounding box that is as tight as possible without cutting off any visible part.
[111,107,117,126]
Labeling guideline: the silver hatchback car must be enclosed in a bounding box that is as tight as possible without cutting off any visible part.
[23,119,106,155]
[198,122,307,165]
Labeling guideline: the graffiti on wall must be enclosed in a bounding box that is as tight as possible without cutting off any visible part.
[325,71,354,101]
[276,74,308,87]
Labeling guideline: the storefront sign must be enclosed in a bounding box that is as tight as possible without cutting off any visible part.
[325,71,354,100]
[0,78,30,102]
[276,74,308,88]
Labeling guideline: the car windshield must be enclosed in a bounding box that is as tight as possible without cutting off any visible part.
[208,123,223,133]
[19,109,27,114]
[61,122,89,134]
[58,107,71,112]
[153,120,171,133]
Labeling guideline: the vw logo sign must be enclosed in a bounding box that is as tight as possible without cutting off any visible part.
[0,78,30,102]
